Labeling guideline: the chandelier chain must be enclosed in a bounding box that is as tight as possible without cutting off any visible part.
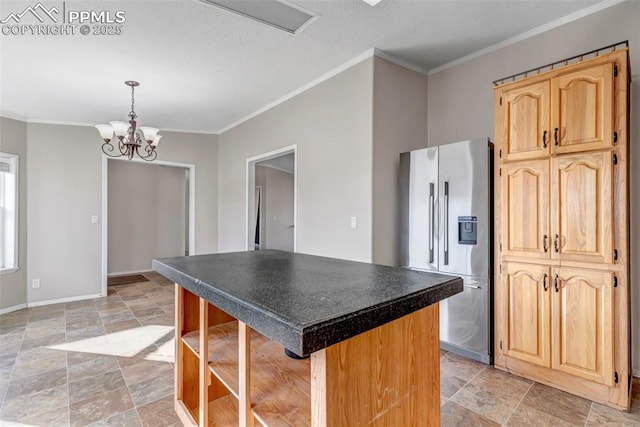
[129,85,137,119]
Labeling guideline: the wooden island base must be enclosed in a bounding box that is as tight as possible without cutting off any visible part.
[174,285,441,426]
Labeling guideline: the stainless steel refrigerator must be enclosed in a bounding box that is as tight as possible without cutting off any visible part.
[400,138,493,364]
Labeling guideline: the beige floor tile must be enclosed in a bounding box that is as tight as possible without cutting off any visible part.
[136,395,181,427]
[586,401,640,426]
[0,384,69,422]
[87,408,142,426]
[505,403,576,426]
[442,374,468,399]
[66,325,107,341]
[68,354,120,383]
[521,383,591,426]
[128,372,174,406]
[19,404,70,426]
[5,366,67,400]
[69,386,134,426]
[452,382,524,424]
[468,368,533,400]
[104,319,142,334]
[441,400,500,426]
[11,352,67,379]
[20,332,66,350]
[441,352,486,381]
[69,369,126,404]
[120,358,172,387]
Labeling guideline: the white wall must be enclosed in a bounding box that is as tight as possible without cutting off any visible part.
[108,160,186,274]
[0,117,27,311]
[218,58,374,262]
[426,0,640,372]
[26,123,218,305]
[372,57,429,266]
[257,166,294,252]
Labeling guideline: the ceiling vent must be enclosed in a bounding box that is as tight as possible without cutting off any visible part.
[197,0,317,34]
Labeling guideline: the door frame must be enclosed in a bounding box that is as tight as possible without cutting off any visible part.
[101,156,196,296]
[245,144,297,252]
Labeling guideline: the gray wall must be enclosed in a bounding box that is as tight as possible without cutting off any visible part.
[426,0,639,372]
[108,160,186,274]
[218,58,374,262]
[25,123,218,305]
[0,117,27,310]
[372,57,428,266]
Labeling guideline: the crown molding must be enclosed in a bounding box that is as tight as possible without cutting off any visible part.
[428,0,628,76]
[373,48,428,75]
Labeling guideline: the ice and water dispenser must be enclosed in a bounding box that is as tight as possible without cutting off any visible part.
[458,216,478,245]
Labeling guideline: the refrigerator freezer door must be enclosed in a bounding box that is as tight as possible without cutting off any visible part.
[400,147,439,271]
[438,139,490,277]
[440,275,491,363]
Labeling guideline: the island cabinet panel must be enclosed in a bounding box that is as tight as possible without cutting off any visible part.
[502,263,551,368]
[312,303,439,426]
[503,80,550,161]
[494,48,630,410]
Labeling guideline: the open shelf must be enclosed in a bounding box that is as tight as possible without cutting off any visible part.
[182,321,311,426]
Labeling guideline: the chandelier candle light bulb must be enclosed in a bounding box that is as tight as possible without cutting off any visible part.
[94,81,161,161]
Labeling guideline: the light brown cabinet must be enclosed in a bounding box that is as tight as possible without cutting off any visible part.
[502,263,614,388]
[502,61,614,161]
[494,48,630,410]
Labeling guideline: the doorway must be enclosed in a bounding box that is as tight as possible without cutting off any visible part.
[101,157,195,296]
[246,145,297,252]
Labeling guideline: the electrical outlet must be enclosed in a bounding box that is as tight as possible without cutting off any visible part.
[350,216,357,229]
[32,279,40,289]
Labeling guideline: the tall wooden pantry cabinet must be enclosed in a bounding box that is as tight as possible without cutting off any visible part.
[493,47,631,410]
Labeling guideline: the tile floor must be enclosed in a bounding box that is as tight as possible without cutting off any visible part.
[0,271,638,426]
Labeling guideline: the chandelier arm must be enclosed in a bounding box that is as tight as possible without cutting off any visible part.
[136,145,157,162]
[101,142,125,158]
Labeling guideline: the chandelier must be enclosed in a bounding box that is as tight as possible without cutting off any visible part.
[94,81,161,161]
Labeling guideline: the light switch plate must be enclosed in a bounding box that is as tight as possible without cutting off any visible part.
[91,215,99,224]
[350,216,357,229]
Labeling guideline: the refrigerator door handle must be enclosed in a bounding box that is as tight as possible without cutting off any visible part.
[444,181,449,265]
[429,183,435,263]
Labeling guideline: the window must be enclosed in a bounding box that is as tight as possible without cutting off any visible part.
[0,152,18,273]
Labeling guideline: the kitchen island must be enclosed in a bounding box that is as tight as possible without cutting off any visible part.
[153,250,462,427]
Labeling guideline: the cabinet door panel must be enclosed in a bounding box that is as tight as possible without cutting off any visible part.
[551,152,613,263]
[502,160,550,259]
[503,81,550,161]
[552,268,614,385]
[551,63,614,154]
[503,263,551,367]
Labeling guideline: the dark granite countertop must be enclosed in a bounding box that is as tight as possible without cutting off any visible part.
[152,250,462,356]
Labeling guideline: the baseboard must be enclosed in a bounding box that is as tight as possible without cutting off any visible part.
[0,303,27,315]
[108,270,152,277]
[28,293,103,308]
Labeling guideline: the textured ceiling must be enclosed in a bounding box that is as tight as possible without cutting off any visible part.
[0,0,603,134]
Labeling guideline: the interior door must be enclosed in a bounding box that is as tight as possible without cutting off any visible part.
[438,139,489,277]
[552,267,614,386]
[551,151,613,264]
[503,80,550,161]
[551,62,614,154]
[502,159,550,260]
